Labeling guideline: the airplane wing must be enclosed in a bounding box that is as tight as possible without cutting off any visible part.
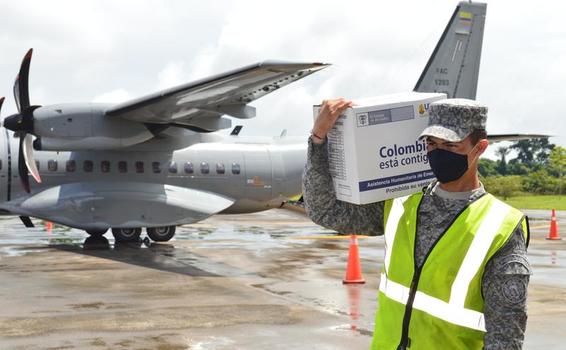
[487,134,551,144]
[106,61,329,132]
[0,182,234,230]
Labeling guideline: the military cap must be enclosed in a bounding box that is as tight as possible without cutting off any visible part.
[418,98,487,142]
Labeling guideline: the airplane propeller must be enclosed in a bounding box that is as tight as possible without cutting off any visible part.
[3,48,42,193]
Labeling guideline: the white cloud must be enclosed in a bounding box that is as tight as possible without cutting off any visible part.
[92,89,132,104]
[157,62,187,90]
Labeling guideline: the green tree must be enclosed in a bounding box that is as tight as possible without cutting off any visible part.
[548,146,566,194]
[478,158,499,177]
[495,146,510,175]
[509,138,555,168]
[483,175,523,199]
[506,160,530,175]
[522,170,557,194]
[548,146,566,176]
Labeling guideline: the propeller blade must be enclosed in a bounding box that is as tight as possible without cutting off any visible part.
[18,135,31,193]
[23,134,41,183]
[13,49,33,113]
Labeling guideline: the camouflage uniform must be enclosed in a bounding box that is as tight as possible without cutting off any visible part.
[303,98,531,349]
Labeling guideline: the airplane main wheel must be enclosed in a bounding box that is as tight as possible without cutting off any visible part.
[146,226,176,242]
[86,228,108,237]
[112,228,142,242]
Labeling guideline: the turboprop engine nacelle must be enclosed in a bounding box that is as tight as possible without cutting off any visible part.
[31,103,155,151]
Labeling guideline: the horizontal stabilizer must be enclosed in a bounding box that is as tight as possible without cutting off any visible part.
[487,134,551,144]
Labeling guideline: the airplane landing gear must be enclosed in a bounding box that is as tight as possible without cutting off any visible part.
[112,228,142,242]
[86,228,108,237]
[146,226,176,242]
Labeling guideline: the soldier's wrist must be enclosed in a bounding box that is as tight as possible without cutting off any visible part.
[311,130,326,144]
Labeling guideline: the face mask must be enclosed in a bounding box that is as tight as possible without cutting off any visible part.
[427,148,471,183]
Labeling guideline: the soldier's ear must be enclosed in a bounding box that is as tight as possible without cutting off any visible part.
[474,139,489,157]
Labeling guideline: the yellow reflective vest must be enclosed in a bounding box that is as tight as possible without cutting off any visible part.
[372,191,529,350]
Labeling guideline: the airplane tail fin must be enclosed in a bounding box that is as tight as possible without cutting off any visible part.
[414,1,487,99]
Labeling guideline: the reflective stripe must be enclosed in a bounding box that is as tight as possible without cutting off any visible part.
[380,273,486,332]
[384,196,409,271]
[450,200,511,307]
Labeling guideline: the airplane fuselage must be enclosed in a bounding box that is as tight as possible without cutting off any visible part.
[0,129,307,228]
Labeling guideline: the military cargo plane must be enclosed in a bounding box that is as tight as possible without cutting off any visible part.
[0,1,545,243]
[0,54,328,242]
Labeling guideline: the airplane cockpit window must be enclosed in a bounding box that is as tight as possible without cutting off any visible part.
[200,162,210,174]
[101,161,110,173]
[232,162,241,175]
[83,160,93,172]
[118,161,127,173]
[66,160,76,172]
[216,163,225,174]
[135,161,144,173]
[152,162,162,174]
[184,162,194,174]
[48,160,58,172]
[169,161,178,174]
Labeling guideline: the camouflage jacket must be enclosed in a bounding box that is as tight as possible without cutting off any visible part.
[302,138,531,350]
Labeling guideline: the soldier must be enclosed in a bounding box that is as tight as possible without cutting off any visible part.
[303,98,530,349]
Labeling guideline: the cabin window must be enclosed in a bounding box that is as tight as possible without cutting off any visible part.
[168,161,178,174]
[66,160,76,172]
[48,160,58,172]
[83,160,93,172]
[152,162,161,174]
[135,161,144,173]
[216,163,225,174]
[118,161,128,173]
[184,162,194,174]
[232,162,241,175]
[200,162,209,174]
[101,161,110,173]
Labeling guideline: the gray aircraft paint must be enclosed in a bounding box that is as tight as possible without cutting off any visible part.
[414,2,486,99]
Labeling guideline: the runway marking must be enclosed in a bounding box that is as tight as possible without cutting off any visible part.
[291,235,371,240]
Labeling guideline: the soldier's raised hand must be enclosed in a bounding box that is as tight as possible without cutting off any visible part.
[311,98,353,144]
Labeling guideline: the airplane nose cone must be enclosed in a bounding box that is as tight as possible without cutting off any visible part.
[3,113,32,132]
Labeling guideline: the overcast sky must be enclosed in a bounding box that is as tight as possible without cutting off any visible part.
[1,0,565,159]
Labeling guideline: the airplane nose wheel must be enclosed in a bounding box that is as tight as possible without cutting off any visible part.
[112,228,142,242]
[146,226,176,242]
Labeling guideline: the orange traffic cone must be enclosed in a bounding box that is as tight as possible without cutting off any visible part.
[343,235,365,284]
[46,221,53,232]
[546,209,561,240]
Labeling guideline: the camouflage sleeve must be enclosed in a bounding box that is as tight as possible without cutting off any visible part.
[302,137,385,236]
[482,224,531,350]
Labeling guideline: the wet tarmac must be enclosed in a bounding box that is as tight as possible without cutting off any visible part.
[0,208,564,349]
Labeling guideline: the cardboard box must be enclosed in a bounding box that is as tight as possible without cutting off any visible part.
[314,92,447,204]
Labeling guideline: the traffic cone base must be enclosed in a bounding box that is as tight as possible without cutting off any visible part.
[343,235,365,284]
[546,209,561,240]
